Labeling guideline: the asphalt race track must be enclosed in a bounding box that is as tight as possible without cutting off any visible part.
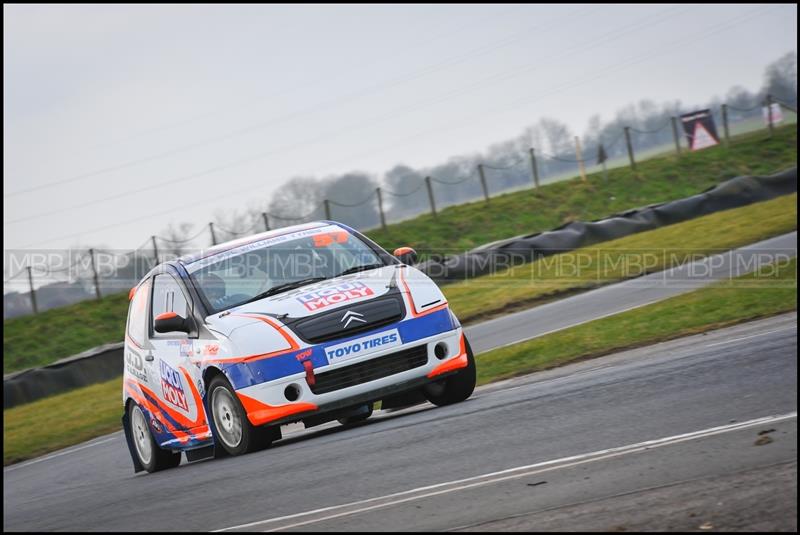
[4,314,796,531]
[3,233,797,532]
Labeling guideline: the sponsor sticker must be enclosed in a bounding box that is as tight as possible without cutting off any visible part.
[202,344,220,356]
[296,281,374,311]
[312,231,349,248]
[186,224,337,273]
[169,339,195,358]
[324,329,402,364]
[125,350,147,382]
[159,360,189,411]
[150,418,164,434]
[295,348,313,361]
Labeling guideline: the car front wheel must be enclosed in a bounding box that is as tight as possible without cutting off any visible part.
[208,375,277,456]
[423,338,477,406]
[338,403,374,425]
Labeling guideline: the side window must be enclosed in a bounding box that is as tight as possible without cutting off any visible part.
[127,278,152,347]
[151,274,190,338]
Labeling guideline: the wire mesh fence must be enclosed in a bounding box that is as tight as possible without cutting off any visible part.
[4,95,797,319]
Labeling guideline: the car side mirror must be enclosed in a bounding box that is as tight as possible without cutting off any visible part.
[393,246,418,265]
[154,312,193,334]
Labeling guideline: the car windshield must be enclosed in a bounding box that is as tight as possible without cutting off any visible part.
[186,225,385,313]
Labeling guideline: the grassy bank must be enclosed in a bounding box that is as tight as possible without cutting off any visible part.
[3,292,129,374]
[4,256,795,466]
[367,124,796,252]
[446,193,797,324]
[3,124,796,374]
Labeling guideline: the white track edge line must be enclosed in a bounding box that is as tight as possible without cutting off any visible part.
[213,411,796,532]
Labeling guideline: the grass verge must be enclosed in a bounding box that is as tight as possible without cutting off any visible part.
[445,193,797,324]
[3,378,121,466]
[475,257,797,385]
[4,257,795,466]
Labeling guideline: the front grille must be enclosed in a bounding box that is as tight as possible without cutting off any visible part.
[291,296,404,344]
[310,345,429,395]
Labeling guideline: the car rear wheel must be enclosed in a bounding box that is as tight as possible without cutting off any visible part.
[423,337,477,406]
[130,403,182,473]
[208,375,277,456]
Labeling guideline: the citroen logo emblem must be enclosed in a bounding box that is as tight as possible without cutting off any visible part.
[341,310,366,328]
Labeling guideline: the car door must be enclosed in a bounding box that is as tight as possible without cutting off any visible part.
[148,273,204,432]
[125,277,157,391]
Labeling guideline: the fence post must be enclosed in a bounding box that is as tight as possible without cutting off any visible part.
[477,164,490,203]
[209,222,217,246]
[574,136,587,183]
[376,187,387,230]
[624,126,636,171]
[766,94,774,137]
[529,148,540,189]
[324,200,332,220]
[89,248,101,300]
[150,236,159,267]
[262,212,270,232]
[721,104,730,148]
[425,176,437,217]
[671,116,682,156]
[27,266,38,314]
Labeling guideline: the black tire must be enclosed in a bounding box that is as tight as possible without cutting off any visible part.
[129,402,182,473]
[380,389,427,411]
[338,403,374,425]
[423,338,477,406]
[207,375,276,456]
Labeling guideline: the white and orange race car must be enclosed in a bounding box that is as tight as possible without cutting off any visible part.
[122,221,476,473]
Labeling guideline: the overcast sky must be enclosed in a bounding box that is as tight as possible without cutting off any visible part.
[3,3,797,253]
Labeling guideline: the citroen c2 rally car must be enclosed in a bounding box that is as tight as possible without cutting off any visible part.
[122,221,476,473]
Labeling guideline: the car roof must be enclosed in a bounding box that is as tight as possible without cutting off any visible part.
[176,220,336,266]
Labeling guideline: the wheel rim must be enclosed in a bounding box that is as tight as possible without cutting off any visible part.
[212,387,243,449]
[131,405,153,465]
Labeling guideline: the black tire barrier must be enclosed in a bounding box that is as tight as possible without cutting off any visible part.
[416,167,797,283]
[4,168,796,408]
[4,343,123,409]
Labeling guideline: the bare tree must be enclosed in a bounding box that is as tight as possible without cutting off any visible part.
[522,124,545,153]
[726,85,757,108]
[321,172,380,229]
[160,222,198,259]
[538,117,573,156]
[384,164,428,221]
[267,176,324,227]
[213,208,256,242]
[763,50,797,101]
[583,114,603,149]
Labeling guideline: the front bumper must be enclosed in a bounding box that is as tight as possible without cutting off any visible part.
[235,328,466,427]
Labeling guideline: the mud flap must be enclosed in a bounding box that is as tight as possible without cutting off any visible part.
[121,411,144,473]
[185,445,215,463]
[201,389,225,458]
